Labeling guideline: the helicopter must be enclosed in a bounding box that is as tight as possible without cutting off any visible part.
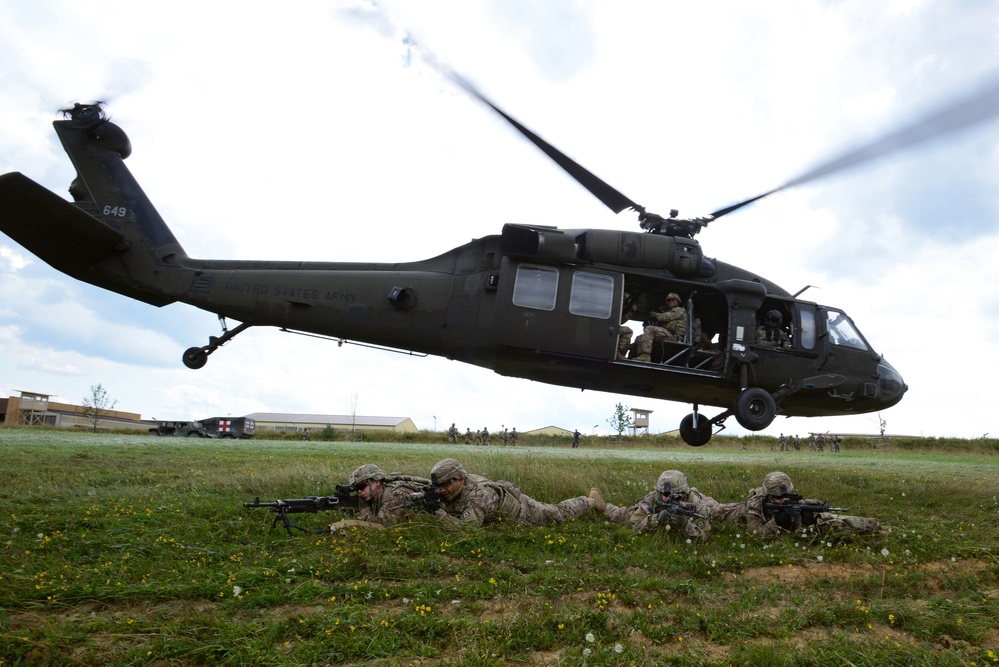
[15,70,994,445]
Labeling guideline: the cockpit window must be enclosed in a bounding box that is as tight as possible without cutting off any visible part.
[512,265,558,311]
[569,271,614,319]
[826,310,868,350]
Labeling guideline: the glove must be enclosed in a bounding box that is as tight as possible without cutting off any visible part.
[656,509,672,526]
[423,496,441,513]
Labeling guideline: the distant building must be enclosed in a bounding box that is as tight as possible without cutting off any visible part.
[244,412,418,435]
[0,391,147,430]
[522,426,574,437]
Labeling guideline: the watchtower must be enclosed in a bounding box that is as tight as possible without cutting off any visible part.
[630,408,652,436]
[10,391,53,426]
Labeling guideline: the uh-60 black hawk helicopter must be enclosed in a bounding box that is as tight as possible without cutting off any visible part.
[18,68,998,445]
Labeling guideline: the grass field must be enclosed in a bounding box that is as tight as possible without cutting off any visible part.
[1,428,997,666]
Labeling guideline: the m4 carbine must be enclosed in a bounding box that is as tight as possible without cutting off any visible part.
[244,484,361,536]
[653,494,707,521]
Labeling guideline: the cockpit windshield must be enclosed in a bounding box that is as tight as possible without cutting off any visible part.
[825,310,868,351]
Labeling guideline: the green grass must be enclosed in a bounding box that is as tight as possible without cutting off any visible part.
[1,427,997,665]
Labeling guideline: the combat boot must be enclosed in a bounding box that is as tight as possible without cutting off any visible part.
[633,354,651,362]
[588,488,606,512]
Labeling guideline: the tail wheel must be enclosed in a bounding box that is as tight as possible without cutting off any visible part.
[182,347,208,369]
[733,387,777,431]
[679,413,713,447]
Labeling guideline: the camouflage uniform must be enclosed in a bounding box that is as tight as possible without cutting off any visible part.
[604,470,721,541]
[465,428,474,445]
[778,433,788,451]
[481,427,490,446]
[510,427,518,446]
[348,464,431,527]
[447,423,459,445]
[713,471,884,538]
[634,293,688,360]
[428,458,602,527]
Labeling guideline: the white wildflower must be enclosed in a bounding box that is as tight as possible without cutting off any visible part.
[585,632,595,643]
[881,548,890,557]
[233,585,242,597]
[614,643,625,654]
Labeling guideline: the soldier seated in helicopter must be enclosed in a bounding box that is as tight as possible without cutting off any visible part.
[633,292,688,363]
[617,291,639,360]
[755,309,790,348]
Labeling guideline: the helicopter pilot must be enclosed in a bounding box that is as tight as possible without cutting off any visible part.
[633,293,688,362]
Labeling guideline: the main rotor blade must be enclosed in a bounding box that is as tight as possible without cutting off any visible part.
[711,73,999,219]
[446,71,642,215]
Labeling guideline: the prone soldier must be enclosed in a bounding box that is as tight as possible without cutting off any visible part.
[329,464,432,531]
[604,470,721,541]
[713,471,885,539]
[424,458,606,527]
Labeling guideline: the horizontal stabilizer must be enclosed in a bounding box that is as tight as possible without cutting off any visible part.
[0,172,125,275]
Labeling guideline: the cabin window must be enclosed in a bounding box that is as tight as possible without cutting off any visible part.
[826,310,867,350]
[512,265,558,311]
[568,271,614,319]
[799,306,816,349]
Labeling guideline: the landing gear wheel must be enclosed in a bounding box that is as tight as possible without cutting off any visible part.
[182,347,208,370]
[679,413,713,447]
[733,387,777,431]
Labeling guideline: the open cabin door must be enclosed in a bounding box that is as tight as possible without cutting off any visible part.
[495,258,620,359]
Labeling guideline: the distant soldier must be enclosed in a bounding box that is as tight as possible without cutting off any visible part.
[501,427,509,446]
[604,470,721,541]
[816,434,826,452]
[793,434,801,451]
[808,434,818,451]
[481,427,490,446]
[329,464,431,531]
[713,471,885,539]
[831,435,842,452]
[465,428,474,445]
[510,427,519,446]
[447,423,459,445]
[425,458,605,527]
[572,429,581,448]
[778,433,788,452]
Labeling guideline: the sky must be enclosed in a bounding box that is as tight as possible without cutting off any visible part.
[2,0,998,439]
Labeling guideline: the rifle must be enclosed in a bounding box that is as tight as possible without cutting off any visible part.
[386,484,442,513]
[653,494,707,521]
[244,484,362,536]
[763,493,847,525]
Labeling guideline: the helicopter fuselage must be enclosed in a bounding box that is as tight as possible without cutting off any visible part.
[0,105,906,445]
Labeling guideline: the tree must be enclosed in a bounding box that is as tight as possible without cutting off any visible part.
[607,402,633,438]
[81,383,117,433]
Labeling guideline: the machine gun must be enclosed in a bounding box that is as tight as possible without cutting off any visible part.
[762,493,847,525]
[244,484,362,536]
[653,494,707,521]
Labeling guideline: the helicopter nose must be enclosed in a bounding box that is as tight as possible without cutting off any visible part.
[877,359,907,407]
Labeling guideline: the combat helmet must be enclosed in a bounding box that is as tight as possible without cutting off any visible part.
[349,464,385,487]
[655,470,690,495]
[666,292,681,303]
[430,458,466,485]
[762,471,795,497]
